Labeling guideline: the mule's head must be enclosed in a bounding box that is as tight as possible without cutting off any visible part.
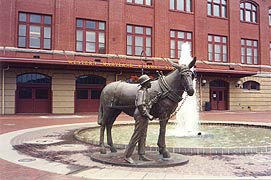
[170,57,196,96]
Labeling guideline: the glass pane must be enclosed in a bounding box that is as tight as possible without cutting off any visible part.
[214,5,220,17]
[44,27,51,38]
[208,4,212,15]
[208,52,212,61]
[253,41,257,47]
[208,44,213,52]
[30,14,41,23]
[99,43,105,53]
[177,0,184,11]
[222,37,226,43]
[86,42,96,52]
[215,44,220,53]
[170,50,175,58]
[208,35,212,42]
[223,54,227,62]
[247,40,252,46]
[99,32,104,43]
[77,89,88,99]
[127,0,132,2]
[214,36,220,42]
[127,45,132,55]
[240,3,244,8]
[170,0,175,9]
[170,31,175,38]
[214,0,220,3]
[29,26,41,48]
[44,39,51,49]
[254,56,258,64]
[19,25,26,36]
[135,26,143,34]
[18,37,26,47]
[135,0,143,4]
[44,16,51,24]
[19,88,32,99]
[187,33,192,39]
[91,89,101,99]
[135,47,143,55]
[146,28,151,35]
[86,31,96,42]
[241,47,245,55]
[171,40,175,49]
[245,3,251,10]
[86,21,96,29]
[146,47,151,56]
[178,32,184,38]
[146,37,151,47]
[246,10,251,22]
[252,12,256,22]
[77,19,83,27]
[215,53,221,61]
[99,22,105,30]
[127,25,132,33]
[222,6,226,17]
[223,45,227,53]
[77,30,83,41]
[222,0,226,5]
[35,89,48,99]
[127,35,132,45]
[19,13,26,22]
[186,0,191,12]
[240,10,244,21]
[135,36,143,46]
[146,0,151,5]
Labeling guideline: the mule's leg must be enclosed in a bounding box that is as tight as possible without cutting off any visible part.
[157,118,170,158]
[106,110,121,153]
[99,125,107,154]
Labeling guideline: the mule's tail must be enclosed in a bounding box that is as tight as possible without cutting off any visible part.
[97,102,103,125]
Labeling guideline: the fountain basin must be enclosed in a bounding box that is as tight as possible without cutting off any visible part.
[74,121,271,155]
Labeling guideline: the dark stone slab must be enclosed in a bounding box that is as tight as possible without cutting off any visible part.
[90,151,189,168]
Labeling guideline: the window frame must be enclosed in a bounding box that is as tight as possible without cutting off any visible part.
[207,0,227,18]
[208,34,228,63]
[240,2,257,23]
[18,12,52,49]
[169,0,192,13]
[126,24,152,57]
[126,0,152,6]
[76,19,106,53]
[243,81,260,91]
[170,30,193,59]
[241,39,258,65]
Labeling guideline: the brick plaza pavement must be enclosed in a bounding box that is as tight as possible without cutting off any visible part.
[0,111,270,180]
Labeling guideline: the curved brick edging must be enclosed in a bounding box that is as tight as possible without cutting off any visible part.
[74,121,271,155]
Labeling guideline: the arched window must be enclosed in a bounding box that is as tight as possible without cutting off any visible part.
[240,2,257,23]
[76,75,105,85]
[17,73,51,84]
[243,81,260,90]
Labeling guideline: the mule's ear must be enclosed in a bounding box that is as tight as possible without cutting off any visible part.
[188,57,196,69]
[168,60,180,69]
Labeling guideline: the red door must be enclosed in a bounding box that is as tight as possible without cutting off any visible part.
[75,86,103,112]
[16,87,51,113]
[210,88,227,110]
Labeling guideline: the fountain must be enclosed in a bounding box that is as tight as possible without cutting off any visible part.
[167,42,200,137]
[74,42,271,155]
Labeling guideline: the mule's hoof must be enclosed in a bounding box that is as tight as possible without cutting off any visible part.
[110,146,117,153]
[162,151,171,158]
[100,148,107,154]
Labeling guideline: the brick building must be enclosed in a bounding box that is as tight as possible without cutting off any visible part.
[0,0,270,114]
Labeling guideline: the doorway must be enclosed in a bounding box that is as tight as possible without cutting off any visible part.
[209,80,228,110]
[16,73,51,113]
[75,75,105,112]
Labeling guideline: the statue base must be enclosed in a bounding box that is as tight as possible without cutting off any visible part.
[90,150,189,168]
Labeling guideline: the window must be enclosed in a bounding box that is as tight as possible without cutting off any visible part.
[269,8,271,26]
[18,12,52,49]
[76,19,105,53]
[170,30,192,59]
[241,39,258,64]
[208,35,228,62]
[207,0,227,18]
[243,81,260,91]
[17,73,51,84]
[170,0,192,12]
[126,25,152,56]
[127,0,152,6]
[240,2,257,23]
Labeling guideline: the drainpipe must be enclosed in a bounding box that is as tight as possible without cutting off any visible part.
[2,65,9,115]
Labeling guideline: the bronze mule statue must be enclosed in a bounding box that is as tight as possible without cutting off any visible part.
[98,57,196,158]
